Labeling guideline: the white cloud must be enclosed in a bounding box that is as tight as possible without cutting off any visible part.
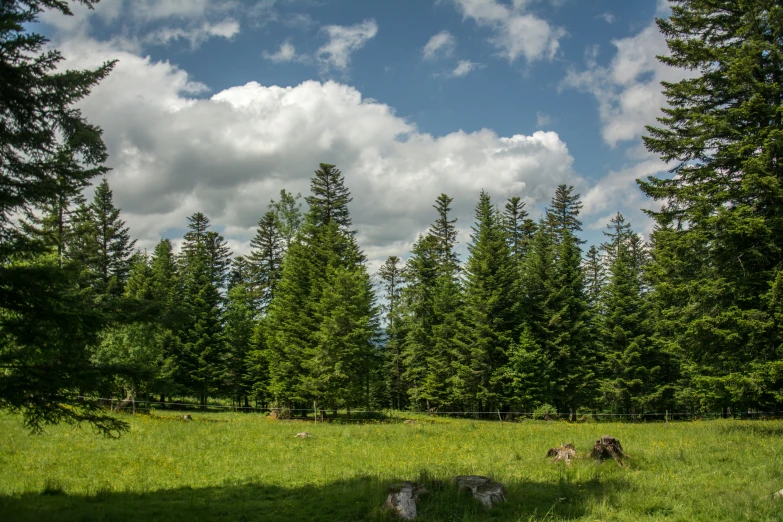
[145,19,240,48]
[263,40,300,63]
[316,20,378,71]
[55,35,581,266]
[536,111,552,127]
[449,60,482,77]
[422,30,457,61]
[41,0,250,50]
[596,12,615,24]
[561,19,693,147]
[448,0,565,63]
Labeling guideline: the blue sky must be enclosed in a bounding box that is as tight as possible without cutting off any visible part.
[39,0,682,268]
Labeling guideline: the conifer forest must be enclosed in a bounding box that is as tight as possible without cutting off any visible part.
[2,0,783,438]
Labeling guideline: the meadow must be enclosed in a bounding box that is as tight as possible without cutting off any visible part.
[0,411,781,521]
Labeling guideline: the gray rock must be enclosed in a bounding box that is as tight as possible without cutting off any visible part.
[773,489,783,499]
[182,414,192,421]
[384,481,428,520]
[294,432,311,438]
[453,475,506,509]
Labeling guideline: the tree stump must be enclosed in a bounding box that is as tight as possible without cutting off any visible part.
[453,476,506,509]
[546,443,576,465]
[384,481,427,520]
[591,435,626,466]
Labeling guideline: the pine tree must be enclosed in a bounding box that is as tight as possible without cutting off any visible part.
[0,0,125,435]
[222,283,255,408]
[248,210,283,312]
[430,193,460,272]
[639,0,783,410]
[89,178,136,294]
[378,256,405,409]
[305,163,353,232]
[545,184,584,246]
[503,196,529,261]
[583,245,606,308]
[269,189,303,250]
[458,191,517,411]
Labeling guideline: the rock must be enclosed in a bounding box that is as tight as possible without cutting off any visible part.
[453,475,506,509]
[182,414,192,421]
[591,435,625,467]
[546,443,576,465]
[773,489,783,499]
[294,432,311,438]
[384,481,428,520]
[403,419,416,425]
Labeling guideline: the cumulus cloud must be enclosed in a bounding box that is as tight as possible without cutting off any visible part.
[422,30,457,60]
[315,20,378,71]
[561,4,692,147]
[41,0,254,50]
[447,0,565,63]
[536,111,552,127]
[263,40,300,63]
[449,60,483,77]
[53,34,581,266]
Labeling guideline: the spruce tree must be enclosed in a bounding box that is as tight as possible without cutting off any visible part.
[305,163,353,232]
[222,283,255,407]
[503,196,529,261]
[89,178,136,294]
[378,256,405,409]
[639,0,783,410]
[269,189,303,250]
[458,191,517,411]
[545,184,584,246]
[0,0,125,435]
[248,210,283,312]
[583,245,606,309]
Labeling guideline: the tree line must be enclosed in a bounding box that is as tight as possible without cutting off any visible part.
[1,0,781,435]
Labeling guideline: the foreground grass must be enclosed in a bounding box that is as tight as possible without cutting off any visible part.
[0,412,781,521]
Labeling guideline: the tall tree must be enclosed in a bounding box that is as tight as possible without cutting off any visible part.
[639,0,783,410]
[269,189,303,250]
[583,245,606,309]
[545,184,584,246]
[89,178,136,294]
[305,163,353,232]
[458,191,517,411]
[503,196,529,261]
[0,0,125,435]
[248,210,283,312]
[378,256,405,409]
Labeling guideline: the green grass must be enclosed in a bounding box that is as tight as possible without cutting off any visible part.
[0,411,782,521]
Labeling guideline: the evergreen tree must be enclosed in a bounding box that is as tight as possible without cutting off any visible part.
[222,283,255,407]
[0,0,125,435]
[248,210,283,312]
[378,256,405,409]
[639,0,783,410]
[458,191,517,411]
[545,184,584,246]
[305,163,353,232]
[503,196,529,261]
[583,245,606,309]
[269,189,303,250]
[430,194,460,272]
[89,178,136,294]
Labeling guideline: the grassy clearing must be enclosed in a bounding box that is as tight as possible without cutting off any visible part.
[0,411,782,521]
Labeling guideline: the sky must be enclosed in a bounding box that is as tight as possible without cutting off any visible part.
[37,0,688,270]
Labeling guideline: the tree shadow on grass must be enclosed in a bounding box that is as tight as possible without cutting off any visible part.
[0,473,627,522]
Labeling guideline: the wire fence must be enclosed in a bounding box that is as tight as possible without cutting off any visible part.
[79,397,783,422]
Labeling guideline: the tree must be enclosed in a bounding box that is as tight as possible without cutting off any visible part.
[545,184,584,246]
[378,256,405,409]
[583,245,606,309]
[459,191,517,411]
[430,194,460,272]
[305,163,353,232]
[248,210,283,312]
[503,196,529,261]
[89,178,136,295]
[269,189,303,250]
[0,0,125,436]
[222,283,255,408]
[639,0,783,411]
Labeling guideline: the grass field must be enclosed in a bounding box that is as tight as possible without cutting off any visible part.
[0,411,782,521]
